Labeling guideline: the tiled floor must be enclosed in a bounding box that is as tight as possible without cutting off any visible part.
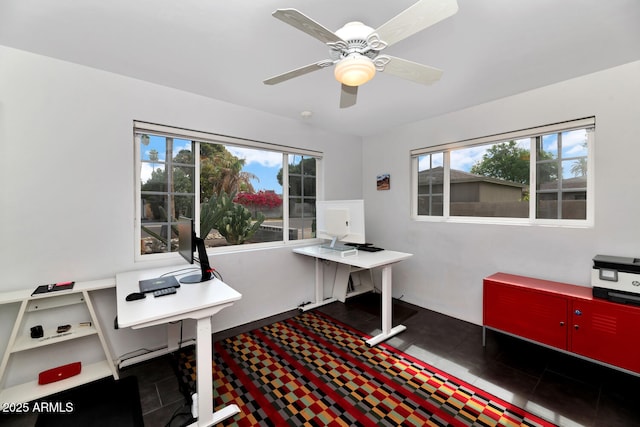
[3,294,640,426]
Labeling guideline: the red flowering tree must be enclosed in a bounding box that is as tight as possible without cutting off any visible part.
[234,190,283,217]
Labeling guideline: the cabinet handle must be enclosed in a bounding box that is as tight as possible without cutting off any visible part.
[559,321,565,327]
[574,309,582,316]
[574,324,580,330]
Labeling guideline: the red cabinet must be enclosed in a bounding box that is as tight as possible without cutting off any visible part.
[484,272,640,374]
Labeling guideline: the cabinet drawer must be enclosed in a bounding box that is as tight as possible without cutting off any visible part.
[484,280,568,349]
[570,299,640,372]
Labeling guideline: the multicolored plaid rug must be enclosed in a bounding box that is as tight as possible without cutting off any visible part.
[175,311,556,426]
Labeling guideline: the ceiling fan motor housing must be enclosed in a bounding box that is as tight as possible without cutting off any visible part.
[332,22,380,59]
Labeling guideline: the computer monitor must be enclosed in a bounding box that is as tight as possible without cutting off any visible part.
[316,200,366,248]
[177,216,213,284]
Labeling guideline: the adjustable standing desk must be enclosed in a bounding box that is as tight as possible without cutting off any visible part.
[116,266,242,426]
[293,245,412,346]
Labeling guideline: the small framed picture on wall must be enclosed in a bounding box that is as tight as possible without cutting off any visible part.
[376,174,390,191]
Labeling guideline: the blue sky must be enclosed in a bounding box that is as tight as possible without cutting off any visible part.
[226,147,283,193]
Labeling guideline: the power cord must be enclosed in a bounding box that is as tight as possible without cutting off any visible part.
[163,401,194,427]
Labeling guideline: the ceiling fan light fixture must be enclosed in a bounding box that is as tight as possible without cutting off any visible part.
[334,54,376,87]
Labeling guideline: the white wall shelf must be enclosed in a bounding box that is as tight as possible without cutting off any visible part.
[0,279,117,404]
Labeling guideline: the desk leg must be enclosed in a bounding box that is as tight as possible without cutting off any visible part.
[300,257,337,311]
[315,257,323,304]
[189,316,240,427]
[365,264,406,347]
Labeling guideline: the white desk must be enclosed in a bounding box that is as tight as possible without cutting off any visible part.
[116,266,242,427]
[293,245,413,346]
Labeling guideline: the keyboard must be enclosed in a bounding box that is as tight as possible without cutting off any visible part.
[345,243,384,252]
[357,246,384,252]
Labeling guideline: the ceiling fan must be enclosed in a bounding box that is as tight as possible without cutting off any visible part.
[263,0,459,108]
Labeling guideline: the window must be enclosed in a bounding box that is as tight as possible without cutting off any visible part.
[135,122,321,258]
[411,117,594,225]
[416,152,444,216]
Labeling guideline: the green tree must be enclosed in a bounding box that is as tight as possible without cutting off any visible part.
[149,148,159,170]
[570,143,588,177]
[570,158,587,177]
[217,201,265,245]
[200,191,264,245]
[200,191,233,239]
[200,144,257,201]
[141,167,169,220]
[470,141,530,184]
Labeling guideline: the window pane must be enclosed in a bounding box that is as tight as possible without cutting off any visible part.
[417,195,443,216]
[141,194,170,253]
[288,156,316,240]
[561,129,588,158]
[417,153,443,216]
[289,176,302,197]
[174,195,195,219]
[140,134,167,162]
[535,130,587,220]
[562,192,587,219]
[539,134,558,160]
[536,162,558,191]
[537,193,558,219]
[450,140,529,218]
[139,134,195,254]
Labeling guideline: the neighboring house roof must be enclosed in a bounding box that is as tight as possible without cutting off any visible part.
[418,166,527,189]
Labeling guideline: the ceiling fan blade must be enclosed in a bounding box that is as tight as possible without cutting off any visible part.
[264,60,333,85]
[374,0,458,47]
[381,55,443,85]
[272,9,345,45]
[339,84,358,108]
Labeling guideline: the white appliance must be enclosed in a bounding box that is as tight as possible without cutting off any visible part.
[592,255,640,305]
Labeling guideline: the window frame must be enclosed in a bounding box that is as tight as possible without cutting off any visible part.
[410,117,595,227]
[134,121,323,262]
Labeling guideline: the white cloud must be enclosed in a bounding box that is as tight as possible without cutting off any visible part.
[140,162,154,183]
[451,146,488,172]
[227,147,282,167]
[562,130,588,156]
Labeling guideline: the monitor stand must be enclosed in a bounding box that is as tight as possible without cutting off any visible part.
[321,237,358,256]
[180,238,214,284]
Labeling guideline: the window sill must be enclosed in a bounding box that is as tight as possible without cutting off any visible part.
[412,215,593,228]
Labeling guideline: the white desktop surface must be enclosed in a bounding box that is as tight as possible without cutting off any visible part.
[116,266,241,329]
[293,245,412,269]
[116,265,242,426]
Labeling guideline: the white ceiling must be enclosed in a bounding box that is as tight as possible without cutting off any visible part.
[1,0,639,137]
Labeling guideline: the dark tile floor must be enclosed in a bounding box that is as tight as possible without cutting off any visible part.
[3,294,640,426]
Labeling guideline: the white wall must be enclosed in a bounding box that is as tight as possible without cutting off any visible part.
[363,60,640,324]
[0,46,363,363]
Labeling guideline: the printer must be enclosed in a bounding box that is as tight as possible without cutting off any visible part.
[592,255,640,305]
